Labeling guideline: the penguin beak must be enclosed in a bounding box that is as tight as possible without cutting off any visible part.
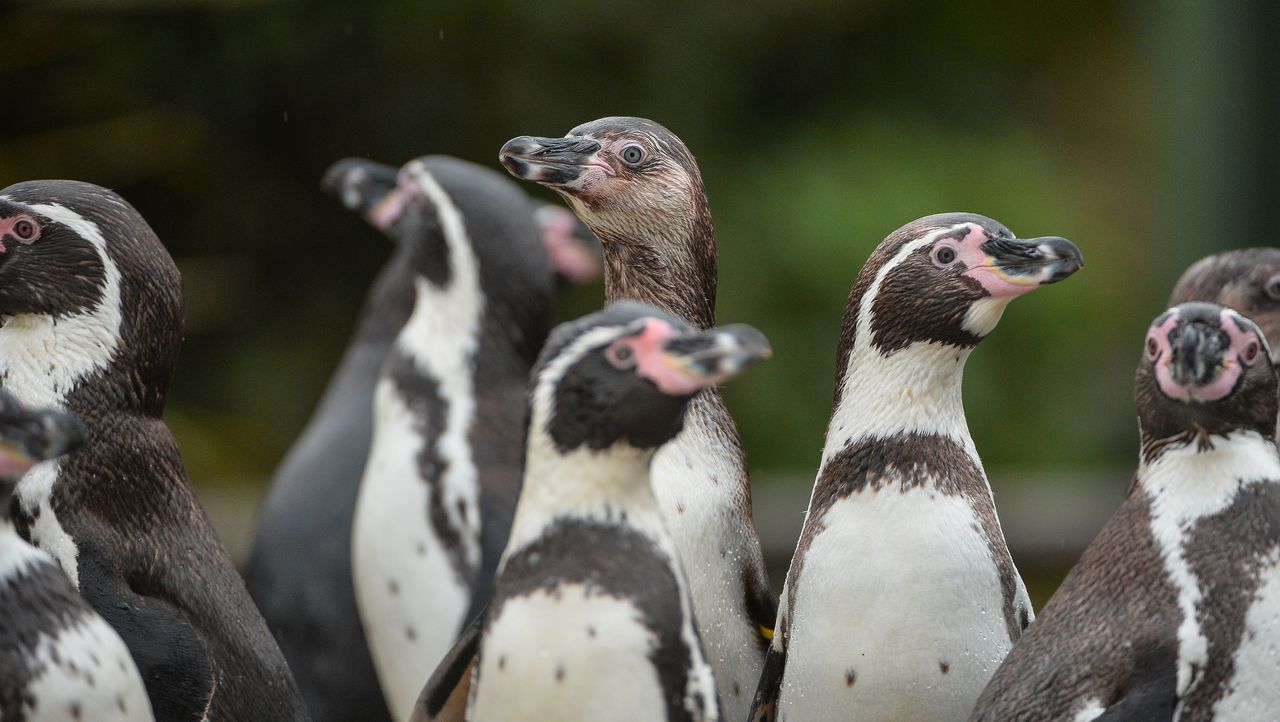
[1167,321,1230,389]
[499,136,614,189]
[650,325,773,394]
[321,159,403,232]
[967,235,1084,298]
[0,408,84,479]
[0,441,38,480]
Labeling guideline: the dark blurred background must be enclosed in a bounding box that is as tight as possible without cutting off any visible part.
[3,0,1277,604]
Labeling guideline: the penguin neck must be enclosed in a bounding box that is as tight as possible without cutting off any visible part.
[1139,427,1280,499]
[823,340,974,466]
[505,435,664,555]
[586,199,717,330]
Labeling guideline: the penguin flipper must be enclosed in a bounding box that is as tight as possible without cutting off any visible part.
[411,609,483,722]
[748,643,787,722]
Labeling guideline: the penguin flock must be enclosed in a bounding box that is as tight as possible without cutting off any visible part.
[0,116,1276,722]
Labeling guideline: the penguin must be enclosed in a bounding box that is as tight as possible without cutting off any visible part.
[342,155,601,722]
[0,390,154,722]
[0,180,308,721]
[1168,247,1280,350]
[750,214,1084,722]
[415,301,772,722]
[971,302,1280,722]
[244,157,601,722]
[499,117,776,720]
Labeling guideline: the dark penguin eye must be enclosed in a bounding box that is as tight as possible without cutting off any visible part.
[11,217,39,243]
[1145,336,1160,361]
[620,144,646,167]
[931,244,958,267]
[1265,273,1280,301]
[1242,339,1261,365]
[606,343,636,369]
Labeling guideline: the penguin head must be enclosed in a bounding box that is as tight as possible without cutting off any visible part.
[0,390,84,493]
[1136,302,1278,447]
[530,301,770,455]
[842,213,1082,356]
[0,181,182,411]
[499,117,713,309]
[1169,248,1280,353]
[321,158,401,230]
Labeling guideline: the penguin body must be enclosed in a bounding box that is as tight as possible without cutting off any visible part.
[0,391,153,722]
[971,303,1280,722]
[432,302,769,722]
[0,181,307,721]
[500,118,775,718]
[245,157,600,722]
[752,214,1083,722]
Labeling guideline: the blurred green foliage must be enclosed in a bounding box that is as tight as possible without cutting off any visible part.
[1,0,1276,504]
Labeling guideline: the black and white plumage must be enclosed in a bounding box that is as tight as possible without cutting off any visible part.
[244,156,601,722]
[751,214,1084,722]
[500,118,775,720]
[414,301,771,722]
[0,390,153,722]
[972,302,1280,722]
[0,181,307,721]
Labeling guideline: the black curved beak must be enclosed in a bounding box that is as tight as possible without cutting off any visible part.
[321,159,401,229]
[1168,321,1230,388]
[981,235,1084,287]
[499,136,607,187]
[662,324,773,386]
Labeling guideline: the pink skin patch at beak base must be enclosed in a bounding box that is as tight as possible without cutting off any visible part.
[619,320,723,396]
[1152,309,1252,403]
[535,206,602,283]
[369,189,408,231]
[950,224,1051,299]
[0,445,35,479]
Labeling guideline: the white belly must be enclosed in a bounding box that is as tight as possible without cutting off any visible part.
[780,490,1018,722]
[1210,550,1280,720]
[21,614,154,722]
[471,586,707,722]
[352,383,471,722]
[651,417,762,720]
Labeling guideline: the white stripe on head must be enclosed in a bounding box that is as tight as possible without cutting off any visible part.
[0,201,124,588]
[824,224,980,461]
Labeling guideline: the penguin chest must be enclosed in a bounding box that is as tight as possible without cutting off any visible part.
[781,489,1017,722]
[1205,551,1280,720]
[650,421,763,717]
[351,376,479,719]
[471,585,708,722]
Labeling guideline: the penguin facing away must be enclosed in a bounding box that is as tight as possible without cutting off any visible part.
[972,302,1280,722]
[0,390,154,722]
[0,181,308,721]
[416,301,772,722]
[500,118,776,720]
[751,214,1084,722]
[244,156,601,722]
[347,155,602,722]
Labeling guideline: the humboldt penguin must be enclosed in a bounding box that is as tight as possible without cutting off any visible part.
[750,214,1084,722]
[0,181,307,721]
[244,157,600,722]
[972,302,1280,722]
[499,117,775,719]
[344,155,598,722]
[0,390,154,722]
[416,301,771,722]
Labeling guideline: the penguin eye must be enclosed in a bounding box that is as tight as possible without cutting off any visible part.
[606,342,636,369]
[9,216,39,244]
[1145,335,1160,361]
[620,144,646,167]
[1241,339,1261,365]
[1265,273,1280,301]
[931,243,959,268]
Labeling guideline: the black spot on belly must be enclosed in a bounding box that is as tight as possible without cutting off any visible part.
[117,696,127,713]
[405,626,417,641]
[70,702,81,720]
[939,660,950,674]
[555,663,565,682]
[845,669,856,687]
[388,579,400,595]
[497,655,506,670]
[733,681,741,696]
[586,625,596,638]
